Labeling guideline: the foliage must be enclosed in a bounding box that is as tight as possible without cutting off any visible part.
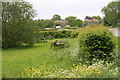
[21,61,118,78]
[34,19,54,29]
[76,19,83,27]
[70,31,78,38]
[65,16,77,27]
[51,14,61,21]
[34,31,46,43]
[91,16,103,24]
[64,27,77,29]
[78,24,115,63]
[2,1,36,48]
[38,30,79,40]
[101,0,120,27]
[65,16,83,27]
[3,38,119,78]
[84,16,102,26]
[3,38,76,78]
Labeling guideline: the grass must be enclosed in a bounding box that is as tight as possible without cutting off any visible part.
[2,36,119,78]
[2,38,77,78]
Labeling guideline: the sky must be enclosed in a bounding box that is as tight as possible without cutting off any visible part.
[26,0,114,20]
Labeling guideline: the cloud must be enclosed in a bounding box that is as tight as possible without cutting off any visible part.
[26,0,114,20]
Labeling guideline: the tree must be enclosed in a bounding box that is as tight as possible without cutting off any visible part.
[101,0,120,26]
[65,16,77,27]
[2,1,36,48]
[34,19,54,29]
[76,19,83,27]
[51,14,61,21]
[65,16,82,27]
[43,19,54,28]
[91,16,103,24]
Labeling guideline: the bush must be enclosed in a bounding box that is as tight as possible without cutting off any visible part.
[64,27,77,30]
[34,32,45,43]
[39,30,79,39]
[34,30,79,44]
[70,31,79,38]
[78,24,115,63]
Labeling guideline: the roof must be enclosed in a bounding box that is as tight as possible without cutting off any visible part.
[54,20,68,23]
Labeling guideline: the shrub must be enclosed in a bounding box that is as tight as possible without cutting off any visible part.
[39,30,79,39]
[78,24,115,63]
[70,31,79,38]
[34,32,45,43]
[64,27,77,30]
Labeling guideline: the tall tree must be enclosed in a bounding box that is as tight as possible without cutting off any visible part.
[2,1,36,48]
[65,16,77,27]
[76,19,83,27]
[101,0,120,26]
[65,16,82,27]
[34,19,54,29]
[51,14,61,21]
[91,16,103,24]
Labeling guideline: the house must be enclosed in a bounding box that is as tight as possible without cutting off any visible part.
[54,20,68,27]
[84,16,99,25]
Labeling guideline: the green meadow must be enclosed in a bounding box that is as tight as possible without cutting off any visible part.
[2,37,119,78]
[2,0,119,78]
[2,38,77,78]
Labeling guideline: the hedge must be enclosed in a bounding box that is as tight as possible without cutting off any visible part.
[35,30,79,42]
[41,30,78,38]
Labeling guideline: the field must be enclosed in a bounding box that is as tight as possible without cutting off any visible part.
[2,36,119,78]
[2,38,78,78]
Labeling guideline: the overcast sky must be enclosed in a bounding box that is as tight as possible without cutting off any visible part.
[26,0,114,20]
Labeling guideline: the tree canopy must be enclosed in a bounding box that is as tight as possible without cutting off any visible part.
[101,0,120,26]
[2,1,36,48]
[65,16,82,27]
[34,19,54,29]
[51,14,61,21]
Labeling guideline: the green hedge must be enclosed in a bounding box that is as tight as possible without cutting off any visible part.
[40,30,79,39]
[78,24,115,63]
[34,30,79,43]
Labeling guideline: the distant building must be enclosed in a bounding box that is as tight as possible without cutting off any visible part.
[54,20,68,27]
[84,16,99,25]
[85,16,92,20]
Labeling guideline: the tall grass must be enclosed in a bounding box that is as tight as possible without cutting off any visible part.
[2,38,76,78]
[2,37,119,78]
